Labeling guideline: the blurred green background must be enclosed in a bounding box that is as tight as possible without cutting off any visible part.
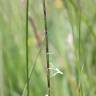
[0,0,96,96]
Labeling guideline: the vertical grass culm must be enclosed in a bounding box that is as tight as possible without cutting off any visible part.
[43,0,50,96]
[25,0,29,96]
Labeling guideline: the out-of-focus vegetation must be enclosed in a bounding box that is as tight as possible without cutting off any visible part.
[0,0,96,96]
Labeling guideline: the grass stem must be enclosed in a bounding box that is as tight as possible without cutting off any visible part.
[43,0,50,96]
[26,0,29,96]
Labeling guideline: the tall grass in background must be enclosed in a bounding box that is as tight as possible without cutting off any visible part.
[0,0,96,96]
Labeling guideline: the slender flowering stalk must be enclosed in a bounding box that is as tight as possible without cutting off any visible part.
[26,0,29,95]
[43,0,50,96]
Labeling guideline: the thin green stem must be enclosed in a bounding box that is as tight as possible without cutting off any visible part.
[43,0,50,96]
[26,0,29,96]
